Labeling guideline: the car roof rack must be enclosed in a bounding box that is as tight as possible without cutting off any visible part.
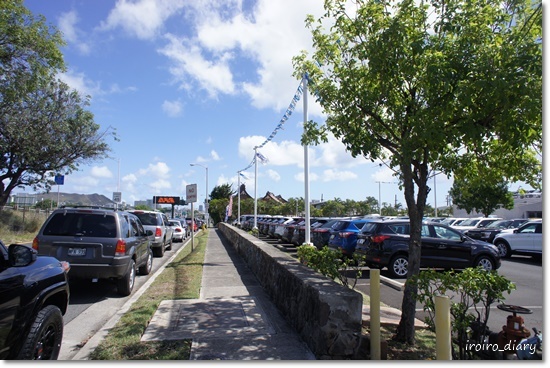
[59,205,119,211]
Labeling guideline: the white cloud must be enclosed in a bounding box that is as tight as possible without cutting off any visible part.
[162,99,183,117]
[159,34,236,98]
[58,10,91,54]
[138,162,171,178]
[90,166,113,178]
[265,169,280,182]
[99,0,186,40]
[321,168,357,182]
[210,150,221,161]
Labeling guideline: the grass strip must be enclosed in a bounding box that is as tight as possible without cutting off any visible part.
[89,230,208,360]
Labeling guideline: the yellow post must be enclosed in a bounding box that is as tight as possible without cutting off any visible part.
[370,269,380,360]
[435,295,452,360]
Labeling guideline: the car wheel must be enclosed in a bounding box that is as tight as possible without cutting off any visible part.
[138,250,153,275]
[17,305,64,360]
[475,255,495,271]
[166,237,173,251]
[117,259,136,296]
[153,243,165,257]
[388,254,409,278]
[494,240,511,258]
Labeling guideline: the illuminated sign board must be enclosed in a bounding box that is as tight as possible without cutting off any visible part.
[154,196,180,204]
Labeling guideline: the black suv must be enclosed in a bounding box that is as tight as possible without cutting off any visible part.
[33,206,153,296]
[1,240,70,359]
[356,219,501,278]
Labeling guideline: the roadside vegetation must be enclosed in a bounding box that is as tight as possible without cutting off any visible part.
[0,209,48,243]
[89,230,208,360]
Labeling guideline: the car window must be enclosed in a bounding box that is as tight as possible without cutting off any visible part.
[458,218,479,226]
[385,224,410,235]
[120,215,131,238]
[518,223,538,234]
[42,213,117,237]
[433,225,462,240]
[133,213,158,226]
[421,225,430,237]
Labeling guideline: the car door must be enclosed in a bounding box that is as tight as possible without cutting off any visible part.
[127,216,146,264]
[422,224,471,269]
[511,222,540,253]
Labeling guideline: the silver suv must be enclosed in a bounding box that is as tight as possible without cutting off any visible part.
[32,206,153,296]
[128,210,174,257]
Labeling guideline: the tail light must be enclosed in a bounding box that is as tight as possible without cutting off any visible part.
[60,261,71,273]
[32,237,39,250]
[175,228,182,233]
[115,239,127,256]
[372,235,390,243]
[155,227,162,237]
[340,231,353,238]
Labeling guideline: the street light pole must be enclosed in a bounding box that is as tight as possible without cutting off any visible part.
[190,163,209,228]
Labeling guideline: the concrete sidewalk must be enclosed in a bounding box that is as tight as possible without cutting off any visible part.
[141,228,316,360]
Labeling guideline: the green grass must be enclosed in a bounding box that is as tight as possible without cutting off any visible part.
[0,209,48,244]
[89,230,208,360]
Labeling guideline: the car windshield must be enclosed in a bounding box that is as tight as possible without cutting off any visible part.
[485,220,511,229]
[458,218,479,226]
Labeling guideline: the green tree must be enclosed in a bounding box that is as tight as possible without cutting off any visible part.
[34,198,56,210]
[210,183,234,201]
[293,0,541,344]
[449,173,514,217]
[0,0,116,209]
[321,198,346,217]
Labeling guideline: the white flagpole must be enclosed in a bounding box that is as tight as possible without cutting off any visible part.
[303,73,312,245]
[253,148,258,230]
[237,171,241,226]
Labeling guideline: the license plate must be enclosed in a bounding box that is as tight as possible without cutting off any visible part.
[68,248,86,256]
[357,239,364,244]
[329,235,334,240]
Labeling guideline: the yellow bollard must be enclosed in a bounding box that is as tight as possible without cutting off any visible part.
[435,295,452,360]
[370,269,380,360]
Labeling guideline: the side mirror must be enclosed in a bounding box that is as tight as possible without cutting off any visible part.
[8,244,37,267]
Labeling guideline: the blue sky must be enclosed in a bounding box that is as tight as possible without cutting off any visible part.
[20,0,490,210]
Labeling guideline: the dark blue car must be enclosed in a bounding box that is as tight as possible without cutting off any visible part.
[327,219,369,256]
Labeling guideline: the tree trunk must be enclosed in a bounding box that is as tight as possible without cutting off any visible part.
[393,160,429,344]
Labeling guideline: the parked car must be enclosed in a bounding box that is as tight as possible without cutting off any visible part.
[268,217,291,238]
[311,219,341,249]
[327,219,369,256]
[356,219,501,278]
[440,217,468,227]
[1,240,70,359]
[129,210,174,257]
[451,217,502,232]
[464,218,529,243]
[291,218,331,246]
[274,217,298,239]
[34,206,154,296]
[492,221,543,259]
[169,219,187,242]
[281,218,304,243]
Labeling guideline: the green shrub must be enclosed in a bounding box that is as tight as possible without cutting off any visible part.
[413,267,516,359]
[296,245,364,289]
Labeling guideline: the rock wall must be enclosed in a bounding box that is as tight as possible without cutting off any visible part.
[218,223,363,359]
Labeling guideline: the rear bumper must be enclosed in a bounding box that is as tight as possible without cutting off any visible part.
[66,257,131,279]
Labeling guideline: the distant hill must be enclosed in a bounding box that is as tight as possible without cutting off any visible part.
[38,192,114,207]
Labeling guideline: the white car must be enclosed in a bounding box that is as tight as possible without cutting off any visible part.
[451,217,501,232]
[492,221,543,258]
[169,219,187,242]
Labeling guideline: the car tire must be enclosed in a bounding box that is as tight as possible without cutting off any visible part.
[117,259,136,296]
[17,305,64,360]
[138,250,153,275]
[153,243,165,257]
[166,237,172,251]
[494,240,511,258]
[475,255,495,271]
[388,254,409,278]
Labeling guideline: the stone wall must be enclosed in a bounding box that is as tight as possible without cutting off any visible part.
[217,223,363,359]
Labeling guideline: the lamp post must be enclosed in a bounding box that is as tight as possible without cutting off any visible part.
[190,163,208,228]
